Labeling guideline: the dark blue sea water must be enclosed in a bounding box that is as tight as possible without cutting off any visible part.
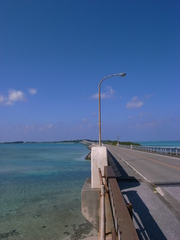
[0,143,93,240]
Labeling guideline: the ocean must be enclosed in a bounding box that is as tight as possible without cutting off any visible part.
[1,141,179,239]
[137,141,180,148]
[0,143,94,240]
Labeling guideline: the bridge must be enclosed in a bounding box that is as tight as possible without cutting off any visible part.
[81,144,180,239]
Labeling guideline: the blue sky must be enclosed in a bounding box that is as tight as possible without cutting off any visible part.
[0,0,179,142]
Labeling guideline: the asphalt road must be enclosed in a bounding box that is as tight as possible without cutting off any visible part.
[106,145,180,184]
[106,144,180,240]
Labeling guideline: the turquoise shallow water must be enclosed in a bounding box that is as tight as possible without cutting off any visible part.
[0,143,93,239]
[137,141,180,148]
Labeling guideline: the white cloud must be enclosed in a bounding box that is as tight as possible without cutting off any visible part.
[0,88,37,106]
[29,88,37,95]
[126,96,143,109]
[6,89,25,105]
[0,95,4,104]
[8,89,25,101]
[91,86,116,99]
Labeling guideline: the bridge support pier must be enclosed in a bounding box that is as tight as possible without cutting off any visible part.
[81,178,100,230]
[81,146,108,231]
[91,146,108,188]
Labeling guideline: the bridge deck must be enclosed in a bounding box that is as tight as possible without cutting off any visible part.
[106,145,180,240]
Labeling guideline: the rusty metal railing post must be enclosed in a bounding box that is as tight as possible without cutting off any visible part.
[100,184,105,240]
[98,168,105,240]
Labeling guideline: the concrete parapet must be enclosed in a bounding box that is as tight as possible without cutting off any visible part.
[91,146,108,188]
[81,178,100,230]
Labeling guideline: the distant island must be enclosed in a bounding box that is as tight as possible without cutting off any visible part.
[0,139,141,146]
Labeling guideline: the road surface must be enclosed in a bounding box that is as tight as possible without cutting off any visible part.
[106,145,180,240]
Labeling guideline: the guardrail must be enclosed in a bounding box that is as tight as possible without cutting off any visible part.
[104,166,139,240]
[118,145,180,156]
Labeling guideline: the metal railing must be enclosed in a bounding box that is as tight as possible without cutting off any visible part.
[104,166,139,240]
[98,168,105,240]
[118,145,180,156]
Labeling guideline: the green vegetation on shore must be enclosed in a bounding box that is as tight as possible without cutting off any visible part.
[104,140,141,146]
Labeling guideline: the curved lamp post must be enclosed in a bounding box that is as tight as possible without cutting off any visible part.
[99,72,126,146]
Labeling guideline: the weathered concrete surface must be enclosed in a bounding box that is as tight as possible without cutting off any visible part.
[91,146,108,188]
[81,178,100,230]
[81,178,114,235]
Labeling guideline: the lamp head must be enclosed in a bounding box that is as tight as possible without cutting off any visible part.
[118,72,126,77]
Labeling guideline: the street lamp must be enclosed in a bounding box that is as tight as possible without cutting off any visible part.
[99,72,126,146]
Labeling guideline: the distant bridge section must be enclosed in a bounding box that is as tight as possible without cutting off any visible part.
[118,144,180,157]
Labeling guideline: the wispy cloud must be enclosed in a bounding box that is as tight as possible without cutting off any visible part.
[134,120,160,129]
[0,95,4,104]
[0,88,37,105]
[126,96,143,109]
[82,118,87,122]
[29,88,37,95]
[91,86,116,99]
[23,125,35,132]
[145,94,153,99]
[14,124,54,133]
[39,124,54,131]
